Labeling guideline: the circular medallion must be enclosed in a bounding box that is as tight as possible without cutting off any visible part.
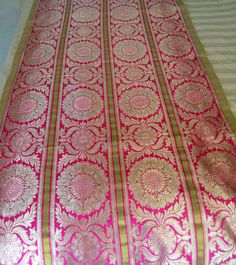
[71,232,100,262]
[128,158,180,208]
[174,60,195,77]
[71,129,95,151]
[117,24,137,36]
[75,25,94,37]
[147,226,177,257]
[63,89,102,120]
[197,152,236,199]
[72,7,99,23]
[24,44,54,65]
[160,35,191,57]
[25,70,43,86]
[73,67,94,83]
[174,82,213,113]
[119,87,159,118]
[9,91,47,123]
[0,165,38,216]
[57,162,108,214]
[34,29,53,41]
[45,0,62,8]
[150,2,177,18]
[0,233,23,265]
[134,126,157,147]
[68,41,100,63]
[111,5,138,21]
[35,10,61,27]
[194,120,217,143]
[158,20,178,33]
[9,131,32,153]
[114,40,146,62]
[124,66,145,81]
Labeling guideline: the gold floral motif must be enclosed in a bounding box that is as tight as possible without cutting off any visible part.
[9,91,47,123]
[0,233,23,265]
[114,39,146,62]
[222,214,236,245]
[149,2,177,18]
[197,152,236,199]
[119,87,159,118]
[72,7,99,23]
[62,89,102,120]
[35,10,61,27]
[24,44,54,65]
[68,41,100,63]
[70,232,101,263]
[159,35,191,56]
[57,162,108,214]
[111,5,138,21]
[0,164,38,216]
[174,82,213,113]
[128,158,180,209]
[147,226,177,257]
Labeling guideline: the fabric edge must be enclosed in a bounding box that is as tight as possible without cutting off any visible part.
[0,0,39,125]
[176,0,236,135]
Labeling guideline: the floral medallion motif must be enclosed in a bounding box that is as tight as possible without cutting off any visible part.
[124,66,145,81]
[111,6,138,21]
[174,82,213,113]
[147,226,177,257]
[134,126,157,147]
[71,129,95,151]
[197,152,236,199]
[35,10,61,27]
[9,131,33,153]
[117,24,138,37]
[119,87,159,118]
[173,59,195,77]
[70,232,101,263]
[63,89,102,120]
[159,35,191,56]
[57,162,108,214]
[194,120,217,143]
[9,91,47,123]
[0,233,23,265]
[68,41,100,63]
[72,7,99,23]
[75,25,94,37]
[34,29,54,41]
[157,19,178,33]
[0,164,38,216]
[73,67,94,83]
[24,44,54,65]
[150,2,177,18]
[24,70,44,86]
[114,40,146,62]
[128,158,180,208]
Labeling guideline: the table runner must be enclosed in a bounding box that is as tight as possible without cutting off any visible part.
[0,0,235,264]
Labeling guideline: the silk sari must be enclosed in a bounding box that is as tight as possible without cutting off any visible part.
[0,0,235,264]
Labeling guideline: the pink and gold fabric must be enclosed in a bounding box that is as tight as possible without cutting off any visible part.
[0,0,235,264]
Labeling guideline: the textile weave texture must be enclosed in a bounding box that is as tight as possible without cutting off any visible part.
[0,0,235,264]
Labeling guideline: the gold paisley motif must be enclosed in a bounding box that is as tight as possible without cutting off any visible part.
[128,158,180,209]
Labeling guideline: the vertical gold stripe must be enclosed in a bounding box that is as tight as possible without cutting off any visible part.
[42,1,72,264]
[103,0,129,264]
[140,1,204,264]
[0,0,39,126]
[176,0,236,135]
